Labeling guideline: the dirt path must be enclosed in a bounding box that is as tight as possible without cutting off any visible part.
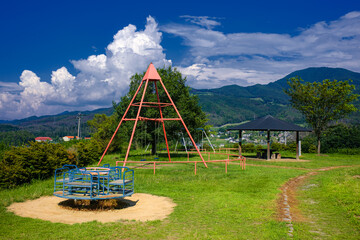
[276,166,351,237]
[7,193,176,224]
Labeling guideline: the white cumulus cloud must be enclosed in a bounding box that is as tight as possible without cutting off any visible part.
[163,11,360,87]
[0,16,171,120]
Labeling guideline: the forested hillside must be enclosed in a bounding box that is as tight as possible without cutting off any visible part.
[192,67,360,126]
[0,108,113,141]
[0,67,359,141]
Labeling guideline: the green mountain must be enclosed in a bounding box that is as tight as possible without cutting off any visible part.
[1,67,359,139]
[191,67,360,126]
[0,108,113,139]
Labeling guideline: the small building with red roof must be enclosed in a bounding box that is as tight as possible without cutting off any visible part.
[35,137,53,142]
[63,136,75,142]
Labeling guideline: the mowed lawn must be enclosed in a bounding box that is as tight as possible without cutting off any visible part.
[0,152,359,239]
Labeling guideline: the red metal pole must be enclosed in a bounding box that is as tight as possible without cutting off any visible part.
[157,79,207,168]
[153,162,156,175]
[195,161,197,175]
[97,80,145,166]
[225,160,228,173]
[154,81,171,162]
[123,79,150,167]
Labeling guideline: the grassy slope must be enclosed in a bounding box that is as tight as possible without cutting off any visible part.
[0,152,359,239]
[245,152,360,169]
[296,166,360,239]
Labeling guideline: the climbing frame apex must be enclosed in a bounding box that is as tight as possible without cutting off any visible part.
[142,63,161,80]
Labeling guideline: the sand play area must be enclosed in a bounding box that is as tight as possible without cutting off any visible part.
[7,193,176,224]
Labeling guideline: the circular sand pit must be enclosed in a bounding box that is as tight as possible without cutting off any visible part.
[7,193,176,224]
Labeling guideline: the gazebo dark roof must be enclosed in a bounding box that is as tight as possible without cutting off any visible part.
[227,115,311,132]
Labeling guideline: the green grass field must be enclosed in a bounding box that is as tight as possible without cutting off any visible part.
[0,151,359,239]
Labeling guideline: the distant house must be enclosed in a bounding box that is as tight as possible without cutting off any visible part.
[63,136,75,142]
[84,137,91,140]
[35,137,53,142]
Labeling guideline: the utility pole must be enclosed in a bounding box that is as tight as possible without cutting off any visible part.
[77,113,82,139]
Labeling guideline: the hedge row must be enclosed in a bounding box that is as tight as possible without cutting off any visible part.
[0,140,102,189]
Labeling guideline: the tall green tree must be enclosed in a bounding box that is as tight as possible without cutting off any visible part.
[284,77,359,154]
[87,113,128,153]
[114,66,208,155]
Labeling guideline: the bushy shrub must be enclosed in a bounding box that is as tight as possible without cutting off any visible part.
[240,143,264,153]
[256,145,263,152]
[322,124,360,152]
[271,142,286,151]
[0,140,102,189]
[75,140,102,166]
[307,144,317,153]
[300,136,317,153]
[242,143,255,153]
[0,142,73,188]
[287,142,297,152]
[87,114,127,153]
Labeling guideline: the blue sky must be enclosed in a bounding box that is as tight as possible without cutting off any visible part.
[1,0,360,120]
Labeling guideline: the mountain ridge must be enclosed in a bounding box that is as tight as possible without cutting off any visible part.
[191,67,360,125]
[1,67,359,137]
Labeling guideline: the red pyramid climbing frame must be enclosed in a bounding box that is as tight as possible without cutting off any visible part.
[97,63,208,168]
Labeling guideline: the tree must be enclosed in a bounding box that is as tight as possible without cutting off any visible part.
[321,124,360,152]
[87,114,128,153]
[113,66,208,155]
[284,77,359,154]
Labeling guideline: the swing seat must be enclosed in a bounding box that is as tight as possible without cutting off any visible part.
[140,159,146,161]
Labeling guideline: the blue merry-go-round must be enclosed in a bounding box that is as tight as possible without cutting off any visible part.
[53,164,134,200]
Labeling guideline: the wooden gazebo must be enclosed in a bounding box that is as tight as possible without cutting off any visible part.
[227,115,311,160]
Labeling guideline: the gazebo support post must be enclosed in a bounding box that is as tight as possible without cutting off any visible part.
[226,116,312,161]
[296,131,299,160]
[238,130,242,156]
[267,130,270,160]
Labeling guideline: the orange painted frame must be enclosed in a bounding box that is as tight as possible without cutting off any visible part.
[97,63,207,168]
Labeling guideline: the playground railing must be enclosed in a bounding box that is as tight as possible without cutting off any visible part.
[116,151,246,175]
[53,165,134,200]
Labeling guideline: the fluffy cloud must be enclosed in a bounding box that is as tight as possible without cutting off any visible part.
[178,64,284,88]
[0,16,171,120]
[2,12,360,120]
[163,11,360,87]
